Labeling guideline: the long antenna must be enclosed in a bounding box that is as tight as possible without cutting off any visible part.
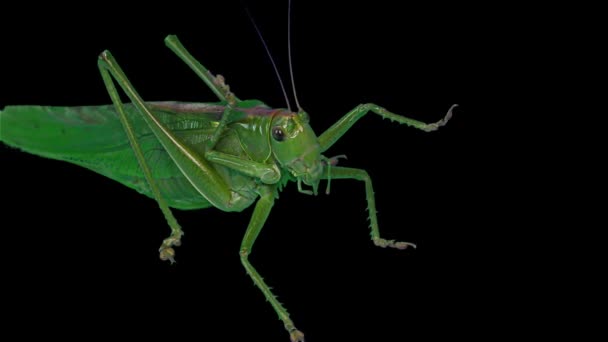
[245,5,292,111]
[288,0,302,112]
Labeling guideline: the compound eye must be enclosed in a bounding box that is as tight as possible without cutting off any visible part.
[272,127,285,142]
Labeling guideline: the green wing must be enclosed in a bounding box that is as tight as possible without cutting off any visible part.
[0,101,261,210]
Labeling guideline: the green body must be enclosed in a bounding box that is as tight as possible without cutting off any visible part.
[0,35,454,342]
[1,100,281,211]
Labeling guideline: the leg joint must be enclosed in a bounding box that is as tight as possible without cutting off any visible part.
[361,103,382,112]
[360,103,373,111]
[358,169,371,183]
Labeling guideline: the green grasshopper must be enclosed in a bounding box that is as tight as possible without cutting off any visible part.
[0,33,454,341]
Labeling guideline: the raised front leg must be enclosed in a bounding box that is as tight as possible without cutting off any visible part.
[325,166,416,249]
[240,186,305,342]
[318,103,456,152]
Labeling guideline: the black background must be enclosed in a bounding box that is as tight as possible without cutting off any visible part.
[1,1,521,341]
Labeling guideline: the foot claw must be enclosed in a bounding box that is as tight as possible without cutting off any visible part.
[394,241,417,249]
[159,231,183,263]
[374,238,416,250]
[289,329,305,342]
[159,247,176,264]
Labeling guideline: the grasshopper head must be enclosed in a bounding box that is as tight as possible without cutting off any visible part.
[270,110,323,194]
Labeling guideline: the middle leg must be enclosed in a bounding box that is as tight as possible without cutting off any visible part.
[239,186,305,342]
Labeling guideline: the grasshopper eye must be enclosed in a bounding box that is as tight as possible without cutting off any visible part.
[272,127,285,142]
